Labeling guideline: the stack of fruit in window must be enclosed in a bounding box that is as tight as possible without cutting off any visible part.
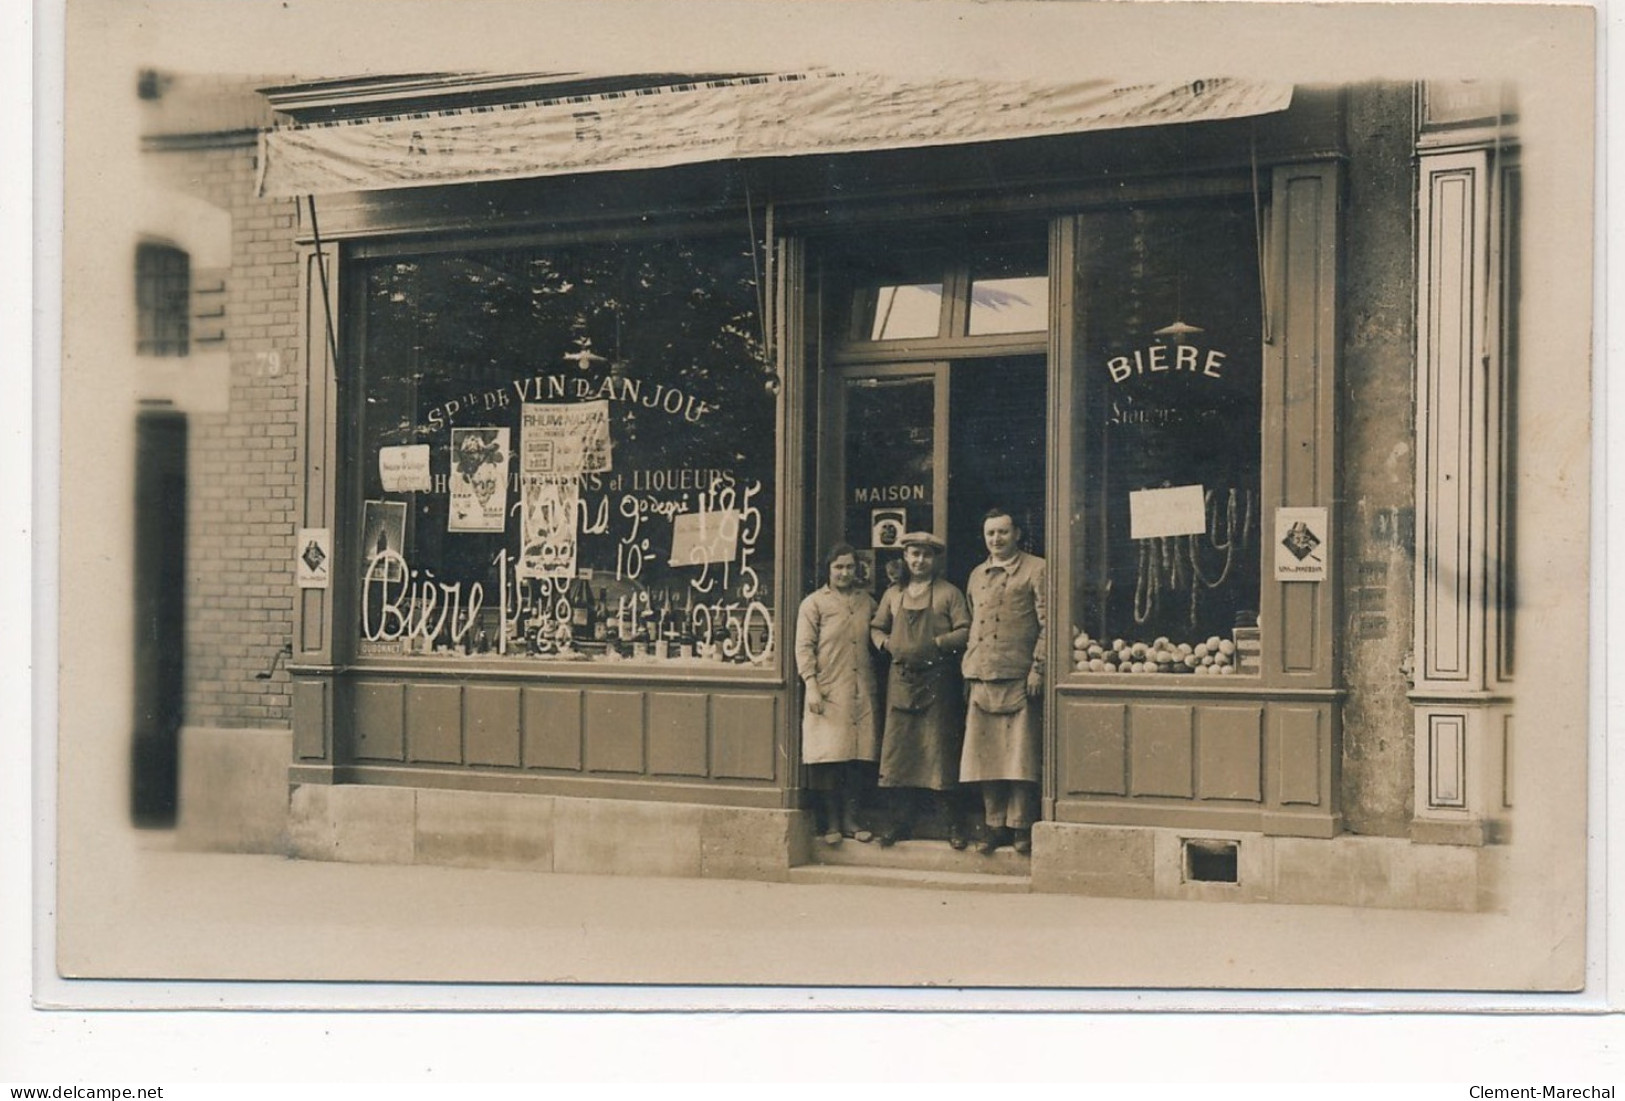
[1072,631,1238,674]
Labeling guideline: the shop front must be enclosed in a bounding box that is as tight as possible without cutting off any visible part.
[252,72,1513,907]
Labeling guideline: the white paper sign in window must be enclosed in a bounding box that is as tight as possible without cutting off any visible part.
[669,508,740,567]
[1129,484,1208,540]
[378,444,432,493]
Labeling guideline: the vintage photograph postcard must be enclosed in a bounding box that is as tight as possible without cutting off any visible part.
[44,0,1600,1005]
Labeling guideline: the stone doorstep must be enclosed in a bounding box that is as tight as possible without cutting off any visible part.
[804,836,1032,877]
[787,864,1032,894]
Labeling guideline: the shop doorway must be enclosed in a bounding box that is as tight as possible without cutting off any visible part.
[815,354,1047,847]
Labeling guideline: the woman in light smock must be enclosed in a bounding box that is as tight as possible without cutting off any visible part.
[795,542,881,845]
[961,507,1047,855]
[869,531,971,847]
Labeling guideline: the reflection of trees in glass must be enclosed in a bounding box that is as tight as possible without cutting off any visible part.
[352,236,775,601]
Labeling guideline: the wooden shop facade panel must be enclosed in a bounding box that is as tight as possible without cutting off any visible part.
[337,673,785,804]
[1053,689,1339,837]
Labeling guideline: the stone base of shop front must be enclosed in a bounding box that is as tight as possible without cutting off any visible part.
[284,783,812,882]
[174,728,1506,911]
[1029,821,1508,912]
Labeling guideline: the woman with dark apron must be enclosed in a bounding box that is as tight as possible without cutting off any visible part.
[868,531,971,846]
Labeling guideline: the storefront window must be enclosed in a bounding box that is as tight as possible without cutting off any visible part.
[1070,199,1263,677]
[351,237,777,666]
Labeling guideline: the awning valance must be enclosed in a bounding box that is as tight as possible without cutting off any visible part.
[257,71,1293,198]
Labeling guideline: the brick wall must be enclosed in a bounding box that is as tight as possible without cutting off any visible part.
[146,141,302,729]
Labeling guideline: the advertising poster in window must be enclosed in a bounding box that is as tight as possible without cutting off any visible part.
[360,500,407,584]
[448,428,511,533]
[521,400,613,477]
[518,475,579,580]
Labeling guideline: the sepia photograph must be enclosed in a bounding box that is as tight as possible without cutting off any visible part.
[33,0,1605,1031]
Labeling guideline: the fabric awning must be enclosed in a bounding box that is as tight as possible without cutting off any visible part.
[257,71,1293,198]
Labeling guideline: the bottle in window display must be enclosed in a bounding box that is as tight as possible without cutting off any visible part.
[571,578,591,638]
[592,588,609,643]
[673,587,694,658]
[676,602,695,659]
[663,588,682,658]
[616,593,636,653]
[653,588,671,658]
[525,587,548,656]
[640,591,660,658]
[628,591,648,656]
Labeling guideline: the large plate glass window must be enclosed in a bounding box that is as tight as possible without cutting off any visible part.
[1070,199,1263,678]
[350,237,777,666]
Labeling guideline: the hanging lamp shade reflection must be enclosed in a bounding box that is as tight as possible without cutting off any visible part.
[1153,319,1205,343]
[562,336,607,370]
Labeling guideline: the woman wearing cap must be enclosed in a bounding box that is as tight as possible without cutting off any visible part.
[869,531,972,847]
[795,542,881,846]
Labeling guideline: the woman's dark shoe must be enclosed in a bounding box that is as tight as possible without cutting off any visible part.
[976,827,1009,855]
[1012,828,1033,855]
[840,801,864,840]
[948,821,970,850]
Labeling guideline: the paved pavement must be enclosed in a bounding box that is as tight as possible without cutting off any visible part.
[42,836,1574,1009]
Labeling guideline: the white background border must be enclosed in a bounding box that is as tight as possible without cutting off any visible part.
[6,0,1621,1084]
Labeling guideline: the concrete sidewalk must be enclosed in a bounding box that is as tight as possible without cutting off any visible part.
[44,838,1575,1006]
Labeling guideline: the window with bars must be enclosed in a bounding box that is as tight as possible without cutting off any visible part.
[136,243,190,357]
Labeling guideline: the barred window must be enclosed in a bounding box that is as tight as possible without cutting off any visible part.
[136,243,190,357]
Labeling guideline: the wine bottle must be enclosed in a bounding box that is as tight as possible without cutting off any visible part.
[654,588,672,658]
[571,577,590,636]
[638,590,657,657]
[616,593,635,653]
[675,589,695,659]
[592,587,609,642]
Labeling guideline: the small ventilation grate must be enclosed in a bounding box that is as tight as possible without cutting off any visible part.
[1183,838,1239,884]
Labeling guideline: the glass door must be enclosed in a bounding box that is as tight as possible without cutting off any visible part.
[819,363,948,595]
